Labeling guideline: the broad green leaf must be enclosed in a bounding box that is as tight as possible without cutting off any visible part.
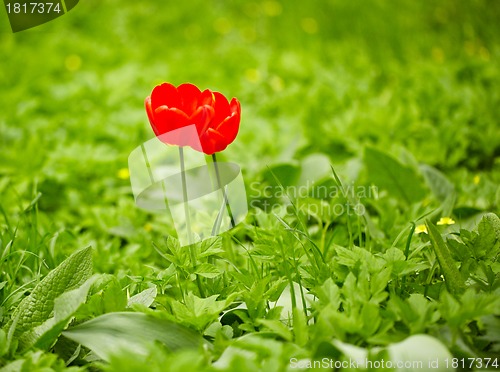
[127,286,157,308]
[426,220,465,296]
[171,293,234,331]
[75,274,127,319]
[439,289,500,329]
[6,246,93,338]
[194,263,222,278]
[19,275,98,351]
[63,312,202,362]
[99,277,127,313]
[420,164,454,203]
[261,163,300,187]
[387,294,439,334]
[420,164,456,216]
[197,236,224,258]
[296,153,332,187]
[364,147,426,204]
[360,303,381,337]
[256,318,293,341]
[474,213,500,258]
[313,278,341,308]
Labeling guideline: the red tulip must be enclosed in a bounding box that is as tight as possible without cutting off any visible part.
[145,82,241,155]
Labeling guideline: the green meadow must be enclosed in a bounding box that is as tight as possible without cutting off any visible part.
[0,0,499,370]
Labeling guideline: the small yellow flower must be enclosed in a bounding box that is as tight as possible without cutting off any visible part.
[437,217,455,226]
[415,224,428,234]
[144,223,153,232]
[117,168,130,180]
[473,175,480,185]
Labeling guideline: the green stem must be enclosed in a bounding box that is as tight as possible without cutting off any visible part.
[212,153,236,229]
[179,147,193,245]
[400,223,416,296]
[179,147,205,297]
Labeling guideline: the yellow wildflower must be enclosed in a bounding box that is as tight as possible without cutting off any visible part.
[437,217,455,225]
[117,168,130,180]
[415,224,428,235]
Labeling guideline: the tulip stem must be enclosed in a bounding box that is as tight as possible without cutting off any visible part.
[212,153,235,230]
[179,147,193,244]
[179,147,205,297]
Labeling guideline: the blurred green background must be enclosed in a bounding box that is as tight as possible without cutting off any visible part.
[0,0,499,270]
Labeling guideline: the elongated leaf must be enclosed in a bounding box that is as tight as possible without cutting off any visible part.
[6,247,93,337]
[365,147,426,204]
[63,312,202,362]
[426,220,465,296]
[419,164,454,203]
[19,275,98,350]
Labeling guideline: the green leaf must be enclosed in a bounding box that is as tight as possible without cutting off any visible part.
[474,213,500,258]
[256,318,293,341]
[0,329,7,357]
[19,275,98,351]
[426,220,465,296]
[292,308,309,347]
[314,278,341,308]
[170,293,234,331]
[74,274,127,319]
[127,286,157,308]
[6,247,93,338]
[99,277,127,313]
[388,294,439,333]
[262,163,301,187]
[365,147,426,204]
[62,312,202,362]
[197,236,224,259]
[194,263,222,278]
[296,153,332,187]
[420,164,454,203]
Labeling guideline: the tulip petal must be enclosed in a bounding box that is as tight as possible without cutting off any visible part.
[199,89,215,106]
[229,98,241,116]
[145,96,156,128]
[211,92,231,127]
[178,83,202,116]
[154,106,189,134]
[201,128,228,154]
[151,83,180,111]
[215,114,240,145]
[190,105,215,135]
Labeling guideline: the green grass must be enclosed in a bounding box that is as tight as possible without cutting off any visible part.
[1,0,499,370]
